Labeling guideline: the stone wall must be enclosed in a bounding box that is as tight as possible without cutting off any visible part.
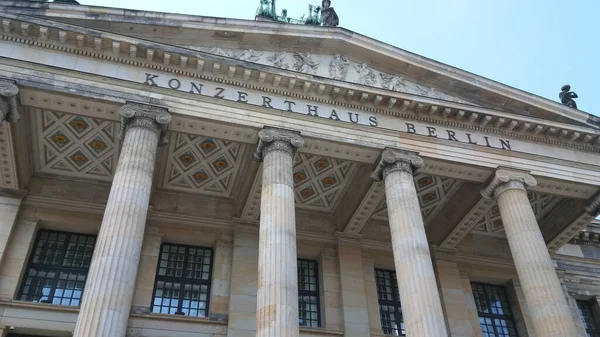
[0,208,597,337]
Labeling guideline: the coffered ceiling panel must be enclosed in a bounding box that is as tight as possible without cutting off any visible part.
[372,174,462,225]
[293,153,359,212]
[31,109,120,181]
[471,191,561,237]
[161,132,247,198]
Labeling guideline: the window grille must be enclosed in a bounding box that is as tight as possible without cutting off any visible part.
[577,300,600,337]
[18,230,96,307]
[298,259,321,328]
[471,283,518,337]
[151,244,213,317]
[375,269,404,336]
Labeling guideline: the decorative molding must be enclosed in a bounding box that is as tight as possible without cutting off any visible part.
[240,164,263,221]
[252,128,304,162]
[481,168,537,199]
[372,174,462,226]
[160,132,248,198]
[2,16,600,155]
[371,148,424,182]
[471,191,562,238]
[548,212,596,254]
[344,182,385,234]
[0,121,18,189]
[293,153,359,212]
[30,108,121,181]
[440,197,495,248]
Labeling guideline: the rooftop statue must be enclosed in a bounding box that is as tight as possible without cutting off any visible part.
[321,0,339,27]
[559,84,578,109]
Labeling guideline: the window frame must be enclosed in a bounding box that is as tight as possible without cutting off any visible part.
[577,299,600,337]
[17,229,96,306]
[471,282,518,337]
[375,268,404,336]
[297,258,322,328]
[150,243,214,317]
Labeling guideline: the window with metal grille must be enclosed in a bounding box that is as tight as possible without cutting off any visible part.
[18,230,96,307]
[298,259,321,328]
[151,243,213,317]
[471,283,518,337]
[577,300,600,337]
[375,269,404,336]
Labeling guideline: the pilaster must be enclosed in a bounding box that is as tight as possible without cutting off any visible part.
[228,225,259,337]
[335,233,370,337]
[0,219,38,301]
[319,247,343,331]
[0,196,21,267]
[362,256,383,336]
[131,226,163,313]
[210,234,234,320]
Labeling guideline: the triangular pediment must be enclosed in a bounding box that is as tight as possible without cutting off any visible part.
[1,2,598,132]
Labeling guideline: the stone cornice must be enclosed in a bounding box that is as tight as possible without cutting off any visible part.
[1,14,600,154]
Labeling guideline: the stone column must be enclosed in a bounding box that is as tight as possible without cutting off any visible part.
[0,80,20,124]
[371,148,449,337]
[73,103,171,337]
[252,128,304,337]
[482,168,579,337]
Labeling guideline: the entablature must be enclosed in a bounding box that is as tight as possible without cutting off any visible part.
[1,13,600,157]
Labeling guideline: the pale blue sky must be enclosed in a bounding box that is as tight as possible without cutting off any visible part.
[79,0,599,115]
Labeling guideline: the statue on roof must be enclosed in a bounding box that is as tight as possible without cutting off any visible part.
[321,0,339,27]
[559,84,578,109]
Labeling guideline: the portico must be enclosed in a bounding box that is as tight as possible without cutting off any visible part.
[0,2,599,337]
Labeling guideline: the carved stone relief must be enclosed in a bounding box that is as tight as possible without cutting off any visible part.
[293,52,320,75]
[200,47,475,104]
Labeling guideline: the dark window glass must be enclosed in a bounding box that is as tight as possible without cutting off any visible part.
[151,244,213,317]
[577,300,600,337]
[471,283,518,337]
[375,269,404,336]
[298,259,320,328]
[18,230,96,307]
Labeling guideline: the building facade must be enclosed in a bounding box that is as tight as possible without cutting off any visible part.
[0,2,599,337]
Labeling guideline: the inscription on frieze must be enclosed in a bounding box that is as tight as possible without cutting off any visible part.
[143,73,513,151]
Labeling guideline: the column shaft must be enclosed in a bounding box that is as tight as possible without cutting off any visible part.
[253,128,303,337]
[73,104,170,337]
[496,186,579,337]
[256,146,298,337]
[384,168,449,337]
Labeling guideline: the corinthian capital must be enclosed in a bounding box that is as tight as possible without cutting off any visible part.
[252,127,304,162]
[371,148,424,182]
[119,103,171,146]
[0,80,20,124]
[481,168,537,199]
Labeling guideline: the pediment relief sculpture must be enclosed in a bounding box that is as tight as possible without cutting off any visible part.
[200,47,475,105]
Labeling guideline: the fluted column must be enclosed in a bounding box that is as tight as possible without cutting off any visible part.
[73,103,171,337]
[252,128,304,337]
[482,169,579,337]
[0,80,20,124]
[371,148,449,337]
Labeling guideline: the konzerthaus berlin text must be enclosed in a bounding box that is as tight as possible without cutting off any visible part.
[0,2,599,337]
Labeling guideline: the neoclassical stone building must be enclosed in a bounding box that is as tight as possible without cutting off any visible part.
[0,2,599,337]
